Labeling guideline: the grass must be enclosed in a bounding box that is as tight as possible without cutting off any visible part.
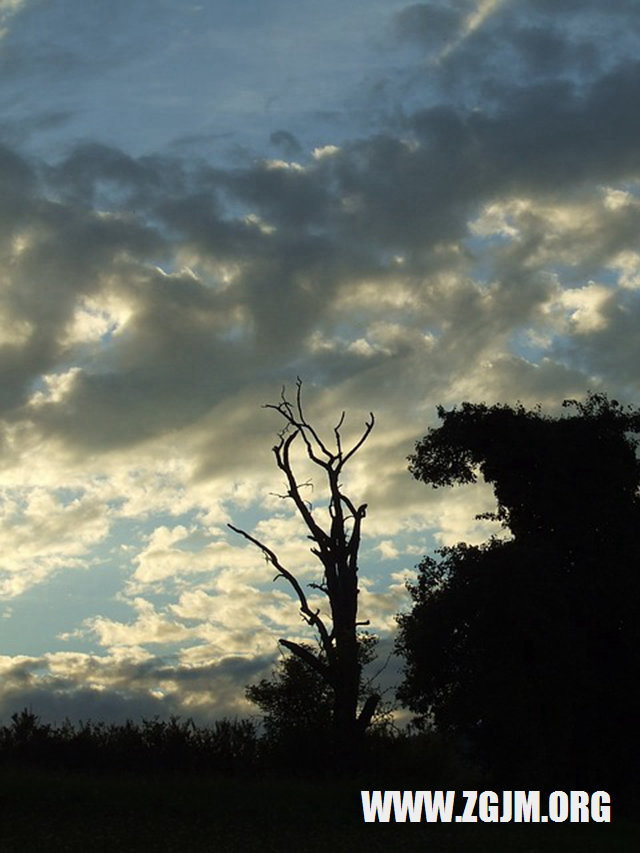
[0,764,637,852]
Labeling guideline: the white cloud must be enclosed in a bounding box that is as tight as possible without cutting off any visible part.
[264,158,304,171]
[0,647,267,723]
[0,485,111,598]
[27,368,83,407]
[358,571,414,632]
[557,283,612,334]
[376,540,399,560]
[74,598,197,648]
[131,535,250,587]
[312,144,340,159]
[611,250,640,290]
[61,292,134,347]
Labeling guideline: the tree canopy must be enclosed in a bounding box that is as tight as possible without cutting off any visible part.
[246,646,334,749]
[396,393,640,795]
[245,634,380,767]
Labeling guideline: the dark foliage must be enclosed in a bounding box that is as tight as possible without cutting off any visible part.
[0,691,393,778]
[397,393,640,801]
[245,636,384,768]
[246,648,334,749]
[0,709,258,775]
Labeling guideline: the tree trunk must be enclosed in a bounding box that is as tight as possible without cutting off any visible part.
[229,381,380,772]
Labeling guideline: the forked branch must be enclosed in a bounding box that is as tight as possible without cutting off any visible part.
[226,522,333,657]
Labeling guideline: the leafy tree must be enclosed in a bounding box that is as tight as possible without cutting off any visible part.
[229,381,379,768]
[396,393,640,794]
[246,647,334,746]
[245,633,380,759]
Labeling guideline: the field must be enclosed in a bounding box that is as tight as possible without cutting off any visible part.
[0,765,636,852]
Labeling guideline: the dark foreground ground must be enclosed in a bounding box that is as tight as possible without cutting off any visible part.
[0,765,637,853]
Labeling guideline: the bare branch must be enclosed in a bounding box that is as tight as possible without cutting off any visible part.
[279,639,336,688]
[346,503,368,573]
[341,412,375,467]
[356,693,380,732]
[334,411,346,459]
[274,432,329,550]
[227,522,333,657]
[340,491,359,519]
[295,378,334,462]
[265,380,334,467]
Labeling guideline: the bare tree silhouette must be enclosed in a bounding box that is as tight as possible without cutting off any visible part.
[228,380,379,767]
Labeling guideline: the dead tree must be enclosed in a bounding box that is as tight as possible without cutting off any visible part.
[228,380,379,764]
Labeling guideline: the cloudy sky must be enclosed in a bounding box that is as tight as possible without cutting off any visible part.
[1,0,639,725]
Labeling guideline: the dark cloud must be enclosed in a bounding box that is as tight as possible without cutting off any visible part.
[0,684,174,726]
[521,0,640,15]
[223,160,332,231]
[402,62,640,204]
[0,143,35,205]
[0,162,166,418]
[45,142,190,211]
[0,653,275,725]
[511,24,598,77]
[393,2,466,50]
[2,32,639,446]
[389,0,640,117]
[269,130,303,158]
[555,290,640,392]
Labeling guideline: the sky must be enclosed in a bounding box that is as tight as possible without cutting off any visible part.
[1,0,640,726]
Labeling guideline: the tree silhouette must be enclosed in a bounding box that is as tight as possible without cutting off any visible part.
[246,646,334,746]
[396,393,640,796]
[245,635,379,768]
[229,381,379,767]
